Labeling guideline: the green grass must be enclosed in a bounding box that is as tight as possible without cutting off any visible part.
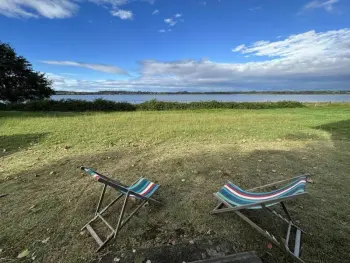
[1,104,350,263]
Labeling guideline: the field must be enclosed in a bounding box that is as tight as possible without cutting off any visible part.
[1,104,350,263]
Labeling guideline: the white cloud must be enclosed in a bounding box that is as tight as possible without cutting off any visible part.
[47,28,350,92]
[88,0,129,6]
[232,44,246,52]
[110,9,133,19]
[164,18,177,26]
[249,6,262,11]
[0,0,154,19]
[89,0,155,6]
[0,0,79,19]
[232,29,350,60]
[158,29,172,33]
[152,9,159,15]
[302,0,339,12]
[41,61,129,75]
[164,13,184,27]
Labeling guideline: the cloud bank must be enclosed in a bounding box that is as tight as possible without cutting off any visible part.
[0,0,79,19]
[43,28,350,91]
[0,0,152,19]
[41,61,129,75]
[301,0,339,13]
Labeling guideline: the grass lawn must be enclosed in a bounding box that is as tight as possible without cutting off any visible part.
[1,104,350,263]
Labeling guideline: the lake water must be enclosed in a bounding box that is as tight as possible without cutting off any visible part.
[52,94,350,103]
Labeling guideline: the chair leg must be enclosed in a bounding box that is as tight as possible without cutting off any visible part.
[96,184,107,215]
[281,202,292,221]
[265,206,305,234]
[261,204,306,263]
[234,211,280,246]
[96,233,114,252]
[114,191,130,238]
[91,193,147,252]
[211,202,225,214]
[120,200,148,229]
[81,193,124,231]
[261,204,288,249]
[84,190,159,251]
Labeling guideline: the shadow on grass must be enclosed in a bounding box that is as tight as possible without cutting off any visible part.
[0,133,49,157]
[0,111,93,119]
[1,120,350,263]
[284,132,325,141]
[315,119,350,141]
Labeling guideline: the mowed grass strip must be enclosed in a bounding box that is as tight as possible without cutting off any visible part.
[0,104,349,263]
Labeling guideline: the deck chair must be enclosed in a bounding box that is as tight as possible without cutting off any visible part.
[211,175,309,263]
[81,166,161,251]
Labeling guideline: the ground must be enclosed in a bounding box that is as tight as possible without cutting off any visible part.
[0,104,350,263]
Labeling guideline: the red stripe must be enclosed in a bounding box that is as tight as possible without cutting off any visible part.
[141,183,156,196]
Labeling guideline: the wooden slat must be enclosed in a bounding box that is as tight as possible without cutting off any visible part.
[285,221,292,247]
[86,224,103,247]
[294,229,302,257]
[189,251,262,263]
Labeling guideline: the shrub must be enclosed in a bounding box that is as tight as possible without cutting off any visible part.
[136,99,304,111]
[0,102,6,110]
[3,99,136,112]
[1,99,304,112]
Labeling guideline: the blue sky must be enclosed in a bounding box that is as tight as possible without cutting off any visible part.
[1,0,350,91]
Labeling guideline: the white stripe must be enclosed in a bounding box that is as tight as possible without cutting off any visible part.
[224,180,306,201]
[139,182,154,195]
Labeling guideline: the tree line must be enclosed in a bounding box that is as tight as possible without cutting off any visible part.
[0,42,54,103]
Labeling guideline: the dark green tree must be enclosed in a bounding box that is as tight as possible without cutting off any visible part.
[0,42,54,103]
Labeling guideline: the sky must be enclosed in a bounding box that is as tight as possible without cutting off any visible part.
[1,0,350,92]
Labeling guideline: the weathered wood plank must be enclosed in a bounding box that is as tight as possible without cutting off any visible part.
[86,224,103,247]
[294,229,302,257]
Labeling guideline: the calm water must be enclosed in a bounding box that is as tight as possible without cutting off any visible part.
[52,94,350,103]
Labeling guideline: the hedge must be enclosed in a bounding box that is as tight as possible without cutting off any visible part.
[0,99,304,112]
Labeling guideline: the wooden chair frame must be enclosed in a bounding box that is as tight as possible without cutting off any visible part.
[211,176,309,263]
[81,171,161,252]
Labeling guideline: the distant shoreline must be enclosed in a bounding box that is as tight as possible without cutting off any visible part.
[55,90,350,95]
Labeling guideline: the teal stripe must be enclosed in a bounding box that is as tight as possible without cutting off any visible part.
[129,178,144,189]
[135,179,151,193]
[216,181,306,210]
[128,178,149,193]
[127,178,159,198]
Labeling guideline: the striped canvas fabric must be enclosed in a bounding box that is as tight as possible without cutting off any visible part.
[82,167,102,180]
[216,176,307,209]
[81,167,159,198]
[127,178,159,198]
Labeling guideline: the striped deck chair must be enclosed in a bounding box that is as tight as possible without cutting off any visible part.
[81,167,161,251]
[211,175,309,263]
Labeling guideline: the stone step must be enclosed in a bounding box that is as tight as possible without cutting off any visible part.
[95,238,262,263]
[189,251,262,263]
